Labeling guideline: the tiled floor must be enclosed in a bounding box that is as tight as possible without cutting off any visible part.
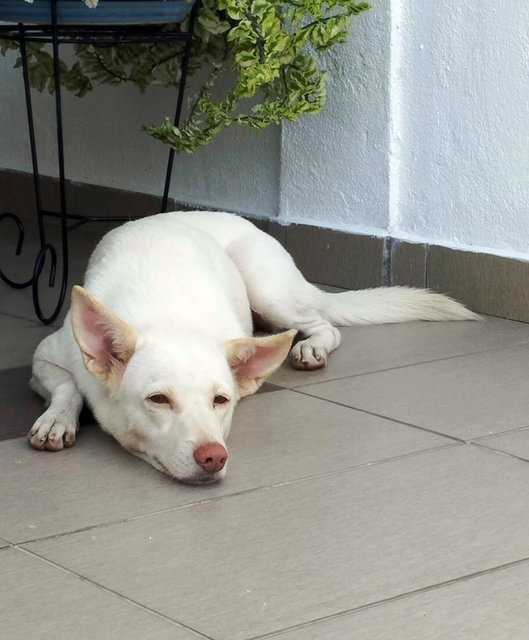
[2,224,529,639]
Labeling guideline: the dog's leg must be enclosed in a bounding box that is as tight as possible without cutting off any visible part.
[28,332,83,451]
[227,233,340,370]
[288,319,342,371]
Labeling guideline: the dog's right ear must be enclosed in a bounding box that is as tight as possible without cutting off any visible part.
[71,285,138,388]
[225,330,297,397]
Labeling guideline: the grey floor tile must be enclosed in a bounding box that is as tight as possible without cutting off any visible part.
[299,344,529,440]
[0,429,184,543]
[0,315,54,370]
[0,223,100,324]
[0,539,10,548]
[0,366,44,440]
[270,318,529,388]
[265,560,529,640]
[22,446,529,640]
[257,382,285,394]
[0,390,449,542]
[224,390,451,486]
[315,283,348,293]
[0,548,201,640]
[476,426,529,461]
[0,285,68,328]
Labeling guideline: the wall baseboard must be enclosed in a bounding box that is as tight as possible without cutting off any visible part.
[2,169,528,322]
[0,169,183,225]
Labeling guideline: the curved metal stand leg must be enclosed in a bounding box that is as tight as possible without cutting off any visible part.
[31,0,69,325]
[32,240,68,325]
[6,4,70,325]
[0,212,67,324]
[161,1,200,212]
[2,2,199,323]
[0,213,33,289]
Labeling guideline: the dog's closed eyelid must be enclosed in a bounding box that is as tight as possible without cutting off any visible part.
[146,393,172,407]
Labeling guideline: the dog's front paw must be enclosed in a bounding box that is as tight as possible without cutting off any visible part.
[290,341,328,370]
[28,410,77,451]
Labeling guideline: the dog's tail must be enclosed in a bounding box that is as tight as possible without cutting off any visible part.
[321,286,479,326]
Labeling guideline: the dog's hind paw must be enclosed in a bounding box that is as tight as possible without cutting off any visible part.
[28,411,77,451]
[290,341,328,370]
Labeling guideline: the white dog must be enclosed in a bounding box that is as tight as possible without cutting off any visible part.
[28,211,476,483]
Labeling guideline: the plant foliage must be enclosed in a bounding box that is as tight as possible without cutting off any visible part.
[0,0,371,152]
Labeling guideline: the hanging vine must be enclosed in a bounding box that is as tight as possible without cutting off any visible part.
[1,0,371,152]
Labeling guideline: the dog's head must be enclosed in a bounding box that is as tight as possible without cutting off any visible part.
[71,286,295,484]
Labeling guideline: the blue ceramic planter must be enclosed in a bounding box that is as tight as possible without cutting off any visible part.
[0,0,195,24]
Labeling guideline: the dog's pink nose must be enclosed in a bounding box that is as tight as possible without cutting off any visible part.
[194,442,228,474]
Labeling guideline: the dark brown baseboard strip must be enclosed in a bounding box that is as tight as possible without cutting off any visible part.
[0,168,180,225]
[2,168,527,322]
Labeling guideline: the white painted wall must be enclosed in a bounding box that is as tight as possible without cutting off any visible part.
[279,0,391,233]
[2,1,529,259]
[278,0,529,259]
[394,0,529,258]
[0,47,280,217]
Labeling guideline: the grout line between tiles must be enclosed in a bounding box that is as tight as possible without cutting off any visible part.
[248,555,529,640]
[424,243,429,288]
[290,387,467,444]
[13,443,460,547]
[285,339,529,390]
[14,546,215,640]
[0,308,52,326]
[0,309,62,332]
[472,423,529,441]
[470,441,529,465]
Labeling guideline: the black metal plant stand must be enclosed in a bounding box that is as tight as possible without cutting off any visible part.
[0,0,200,324]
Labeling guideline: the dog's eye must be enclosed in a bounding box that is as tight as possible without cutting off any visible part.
[148,394,170,406]
[214,395,229,406]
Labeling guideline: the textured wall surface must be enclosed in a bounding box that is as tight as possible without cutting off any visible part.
[395,0,529,255]
[278,0,391,233]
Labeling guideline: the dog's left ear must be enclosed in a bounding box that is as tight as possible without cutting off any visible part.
[225,330,297,397]
[71,285,138,389]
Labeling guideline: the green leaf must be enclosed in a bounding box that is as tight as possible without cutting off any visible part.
[0,0,371,152]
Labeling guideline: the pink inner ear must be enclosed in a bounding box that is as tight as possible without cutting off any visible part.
[80,304,117,365]
[236,343,281,382]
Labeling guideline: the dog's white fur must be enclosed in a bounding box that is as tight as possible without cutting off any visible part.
[29,211,477,483]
